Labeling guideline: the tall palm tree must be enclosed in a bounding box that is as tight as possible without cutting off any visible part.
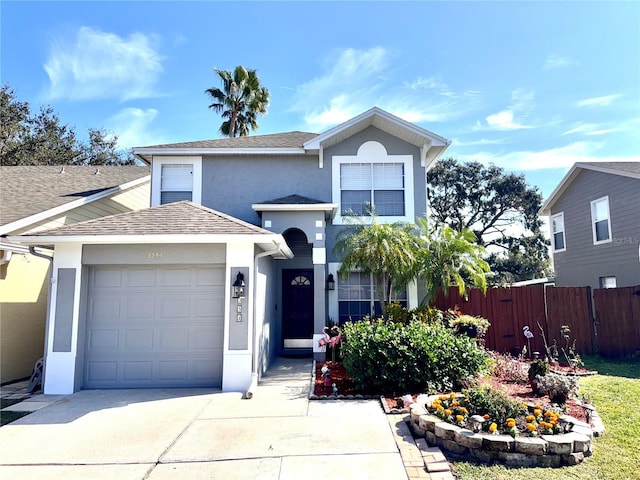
[205,66,270,137]
[334,210,420,317]
[415,218,490,305]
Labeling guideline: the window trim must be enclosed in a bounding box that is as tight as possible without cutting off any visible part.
[590,196,612,245]
[550,212,566,253]
[151,156,202,207]
[332,141,414,224]
[599,276,617,289]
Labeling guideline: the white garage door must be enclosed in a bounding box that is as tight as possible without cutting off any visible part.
[84,265,225,388]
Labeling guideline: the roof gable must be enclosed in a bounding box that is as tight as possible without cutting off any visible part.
[0,166,150,233]
[540,161,640,215]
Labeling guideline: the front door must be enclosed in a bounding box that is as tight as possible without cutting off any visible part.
[282,269,314,349]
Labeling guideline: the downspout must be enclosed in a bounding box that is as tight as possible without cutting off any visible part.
[245,241,282,399]
[29,246,54,388]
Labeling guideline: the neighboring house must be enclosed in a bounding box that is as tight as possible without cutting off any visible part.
[0,166,150,384]
[540,162,640,292]
[10,107,450,394]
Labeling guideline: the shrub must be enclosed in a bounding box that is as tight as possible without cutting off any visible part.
[340,318,488,393]
[450,314,491,337]
[463,385,526,427]
[534,373,578,404]
[384,303,443,325]
[487,351,528,384]
[527,359,550,394]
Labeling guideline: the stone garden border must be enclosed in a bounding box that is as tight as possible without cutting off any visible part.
[408,395,605,468]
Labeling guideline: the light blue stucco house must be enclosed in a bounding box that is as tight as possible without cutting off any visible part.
[11,107,450,395]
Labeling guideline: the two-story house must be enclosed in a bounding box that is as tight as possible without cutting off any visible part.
[540,162,640,292]
[10,107,450,395]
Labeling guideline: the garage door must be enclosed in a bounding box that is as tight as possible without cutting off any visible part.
[84,265,225,388]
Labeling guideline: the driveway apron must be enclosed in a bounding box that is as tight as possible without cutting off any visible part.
[0,357,408,480]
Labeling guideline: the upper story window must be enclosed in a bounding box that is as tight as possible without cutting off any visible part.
[599,276,617,289]
[332,141,414,224]
[151,156,202,207]
[340,163,404,216]
[591,196,612,245]
[161,164,192,204]
[551,212,566,252]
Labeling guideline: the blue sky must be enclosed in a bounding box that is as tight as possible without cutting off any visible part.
[2,1,639,199]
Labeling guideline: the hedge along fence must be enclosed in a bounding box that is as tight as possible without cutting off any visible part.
[340,319,488,394]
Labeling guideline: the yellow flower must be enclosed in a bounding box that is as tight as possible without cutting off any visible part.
[451,401,460,407]
[544,411,554,417]
[506,418,516,428]
[534,404,542,410]
[456,415,464,422]
[533,409,542,417]
[488,423,497,433]
[526,423,537,432]
[439,395,448,401]
[450,393,457,399]
[445,409,452,416]
[526,415,536,422]
[459,407,468,414]
[437,405,444,412]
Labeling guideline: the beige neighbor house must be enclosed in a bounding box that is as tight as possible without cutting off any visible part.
[0,166,150,384]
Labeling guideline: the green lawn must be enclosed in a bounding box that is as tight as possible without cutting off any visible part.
[451,356,640,480]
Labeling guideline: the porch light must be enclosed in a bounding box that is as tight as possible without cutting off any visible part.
[232,272,246,298]
[326,273,335,291]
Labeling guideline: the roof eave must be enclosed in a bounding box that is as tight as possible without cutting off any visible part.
[133,147,307,160]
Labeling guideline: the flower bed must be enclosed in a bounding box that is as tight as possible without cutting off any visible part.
[409,394,602,468]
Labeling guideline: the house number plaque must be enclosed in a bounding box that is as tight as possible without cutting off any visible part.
[147,252,163,259]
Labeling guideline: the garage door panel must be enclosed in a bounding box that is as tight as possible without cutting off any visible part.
[85,265,225,389]
[161,268,193,287]
[127,268,157,287]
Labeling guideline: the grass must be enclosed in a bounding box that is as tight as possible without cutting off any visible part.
[0,398,30,426]
[451,355,640,480]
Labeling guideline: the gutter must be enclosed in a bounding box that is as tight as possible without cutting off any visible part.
[28,246,54,391]
[0,241,53,265]
[245,240,288,400]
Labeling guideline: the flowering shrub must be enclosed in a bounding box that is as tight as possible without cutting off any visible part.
[426,392,565,437]
[534,373,579,404]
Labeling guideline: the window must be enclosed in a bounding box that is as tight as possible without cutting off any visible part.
[337,271,406,324]
[151,157,202,207]
[332,141,414,224]
[161,164,193,204]
[551,213,566,252]
[340,163,404,216]
[599,276,617,289]
[591,197,612,244]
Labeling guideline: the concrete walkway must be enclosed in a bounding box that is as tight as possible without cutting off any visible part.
[0,358,453,479]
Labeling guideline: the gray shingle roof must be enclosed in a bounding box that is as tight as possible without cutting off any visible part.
[578,161,640,176]
[138,131,318,149]
[0,166,150,227]
[20,201,270,237]
[258,194,330,205]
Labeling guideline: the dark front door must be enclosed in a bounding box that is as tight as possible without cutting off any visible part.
[282,269,314,348]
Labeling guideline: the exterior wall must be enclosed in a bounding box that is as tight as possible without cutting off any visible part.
[255,253,276,378]
[324,126,424,263]
[0,255,50,383]
[201,154,330,225]
[551,170,640,292]
[0,182,150,384]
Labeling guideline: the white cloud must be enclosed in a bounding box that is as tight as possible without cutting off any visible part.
[291,48,479,131]
[544,54,579,70]
[576,95,621,107]
[44,27,163,101]
[106,108,166,149]
[479,89,536,131]
[452,137,508,147]
[462,141,640,171]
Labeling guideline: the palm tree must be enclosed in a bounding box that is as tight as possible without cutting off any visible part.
[415,218,490,305]
[205,66,270,137]
[334,210,420,317]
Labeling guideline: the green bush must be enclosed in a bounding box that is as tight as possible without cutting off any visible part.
[463,385,525,427]
[384,303,443,325]
[341,318,488,393]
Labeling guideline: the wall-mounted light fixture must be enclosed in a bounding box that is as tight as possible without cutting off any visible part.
[326,273,335,291]
[232,272,246,298]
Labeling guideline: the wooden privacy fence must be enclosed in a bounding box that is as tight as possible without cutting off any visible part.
[594,285,640,357]
[434,284,640,357]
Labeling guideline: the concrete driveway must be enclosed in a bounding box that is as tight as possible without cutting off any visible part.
[0,358,409,480]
